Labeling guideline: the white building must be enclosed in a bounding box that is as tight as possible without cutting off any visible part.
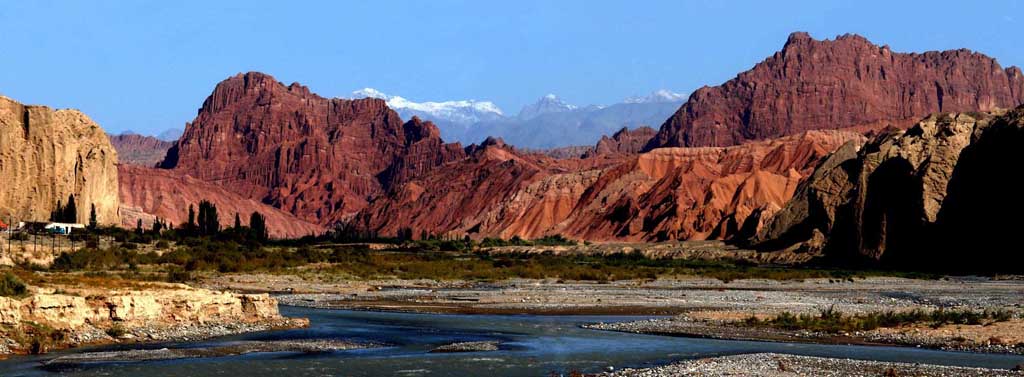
[45,222,86,235]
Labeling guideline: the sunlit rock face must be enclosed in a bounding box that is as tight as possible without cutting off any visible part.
[753,106,1024,271]
[647,32,1024,149]
[0,95,119,225]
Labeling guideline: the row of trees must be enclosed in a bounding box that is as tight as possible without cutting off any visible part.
[49,194,99,229]
[181,200,268,241]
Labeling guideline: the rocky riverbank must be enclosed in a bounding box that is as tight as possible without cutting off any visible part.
[601,353,1024,377]
[0,278,306,356]
[585,315,1024,355]
[248,274,1024,355]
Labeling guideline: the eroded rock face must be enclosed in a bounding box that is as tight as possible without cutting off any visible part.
[118,165,324,238]
[0,288,282,328]
[0,284,290,354]
[646,32,1024,149]
[109,133,174,167]
[160,72,464,225]
[560,131,864,241]
[0,96,119,224]
[357,130,862,241]
[751,106,1024,270]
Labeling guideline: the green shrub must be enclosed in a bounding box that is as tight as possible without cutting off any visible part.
[0,272,28,297]
[105,323,127,338]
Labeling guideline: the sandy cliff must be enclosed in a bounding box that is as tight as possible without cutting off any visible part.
[0,95,119,225]
[751,105,1024,270]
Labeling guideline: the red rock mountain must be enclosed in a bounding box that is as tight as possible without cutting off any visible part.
[118,165,323,238]
[127,32,1023,241]
[109,133,174,166]
[359,130,862,241]
[646,32,1024,149]
[159,72,464,225]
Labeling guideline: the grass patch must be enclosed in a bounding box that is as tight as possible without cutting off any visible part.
[744,306,1015,333]
[42,240,941,283]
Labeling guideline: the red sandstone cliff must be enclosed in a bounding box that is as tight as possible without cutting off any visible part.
[118,165,323,238]
[646,32,1024,149]
[160,72,464,225]
[358,130,862,241]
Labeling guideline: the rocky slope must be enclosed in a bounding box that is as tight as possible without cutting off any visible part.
[160,72,465,225]
[357,130,862,241]
[0,95,119,225]
[118,165,324,238]
[0,281,300,355]
[109,133,174,166]
[750,105,1024,270]
[647,32,1024,149]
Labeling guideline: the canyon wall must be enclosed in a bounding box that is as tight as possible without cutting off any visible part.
[751,105,1024,270]
[646,32,1024,149]
[0,95,119,225]
[118,165,324,238]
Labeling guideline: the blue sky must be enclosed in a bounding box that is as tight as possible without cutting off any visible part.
[1,0,1020,135]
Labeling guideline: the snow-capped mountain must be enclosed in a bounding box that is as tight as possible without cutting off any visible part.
[351,88,504,128]
[350,88,686,149]
[517,94,578,120]
[623,89,687,104]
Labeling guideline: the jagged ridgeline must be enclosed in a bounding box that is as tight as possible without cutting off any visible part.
[0,96,119,225]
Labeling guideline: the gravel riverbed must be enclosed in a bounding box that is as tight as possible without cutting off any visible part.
[601,353,1024,377]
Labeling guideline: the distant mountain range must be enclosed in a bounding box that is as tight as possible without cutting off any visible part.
[351,89,686,148]
[156,128,183,142]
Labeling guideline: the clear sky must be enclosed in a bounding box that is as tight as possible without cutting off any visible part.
[1,0,1021,135]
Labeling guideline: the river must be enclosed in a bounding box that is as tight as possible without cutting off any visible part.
[1,305,1022,376]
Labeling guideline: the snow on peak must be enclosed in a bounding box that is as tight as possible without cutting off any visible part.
[350,88,504,125]
[624,89,687,104]
[352,87,391,100]
[517,93,578,119]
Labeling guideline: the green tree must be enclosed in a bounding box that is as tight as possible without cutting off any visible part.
[136,218,143,234]
[63,194,77,223]
[88,204,98,229]
[249,211,267,241]
[234,213,241,230]
[152,217,165,234]
[186,204,196,231]
[50,199,64,222]
[197,200,219,236]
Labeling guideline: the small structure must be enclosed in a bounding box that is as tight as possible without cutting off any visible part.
[45,222,85,235]
[0,218,7,231]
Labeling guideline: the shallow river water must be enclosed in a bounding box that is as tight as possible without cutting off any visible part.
[2,305,1023,376]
